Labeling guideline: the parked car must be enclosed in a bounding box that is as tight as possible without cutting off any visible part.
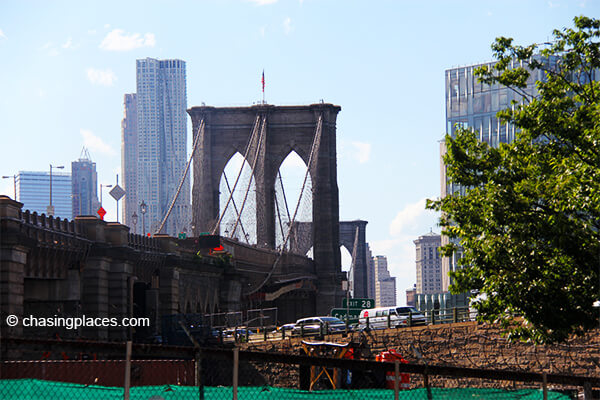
[292,316,347,336]
[358,306,427,330]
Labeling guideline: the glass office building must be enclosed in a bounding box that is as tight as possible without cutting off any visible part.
[71,150,98,217]
[420,59,551,313]
[16,171,72,220]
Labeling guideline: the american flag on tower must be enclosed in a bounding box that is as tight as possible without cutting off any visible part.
[261,70,265,92]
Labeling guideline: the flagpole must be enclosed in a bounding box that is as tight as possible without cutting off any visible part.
[262,69,265,104]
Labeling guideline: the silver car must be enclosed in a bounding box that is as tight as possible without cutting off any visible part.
[292,316,347,336]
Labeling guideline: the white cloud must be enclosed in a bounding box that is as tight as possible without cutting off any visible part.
[0,28,6,40]
[283,17,293,35]
[99,29,156,51]
[548,1,560,7]
[86,68,117,86]
[389,197,435,236]
[87,29,97,35]
[350,141,371,164]
[80,129,116,156]
[104,24,111,29]
[259,26,266,37]
[247,0,278,5]
[62,37,74,49]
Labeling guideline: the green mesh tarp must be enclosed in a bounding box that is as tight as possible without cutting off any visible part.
[0,379,572,399]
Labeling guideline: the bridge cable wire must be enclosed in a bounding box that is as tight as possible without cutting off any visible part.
[223,172,250,244]
[154,118,205,235]
[212,115,261,235]
[274,185,286,249]
[348,226,359,298]
[231,115,266,238]
[246,114,323,295]
[278,170,292,223]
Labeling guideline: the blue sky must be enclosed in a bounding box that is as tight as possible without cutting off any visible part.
[0,0,596,305]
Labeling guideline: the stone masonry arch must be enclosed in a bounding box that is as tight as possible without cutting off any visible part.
[187,103,344,314]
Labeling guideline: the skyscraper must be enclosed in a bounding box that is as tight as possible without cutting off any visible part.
[123,58,190,236]
[71,148,98,217]
[413,231,442,295]
[373,255,396,307]
[122,93,138,231]
[17,171,72,219]
[436,59,549,310]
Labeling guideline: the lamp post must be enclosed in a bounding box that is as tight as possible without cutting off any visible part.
[48,164,64,216]
[140,201,147,235]
[131,212,138,234]
[99,183,113,206]
[2,175,17,200]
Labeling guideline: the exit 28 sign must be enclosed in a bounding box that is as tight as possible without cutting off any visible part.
[342,298,375,309]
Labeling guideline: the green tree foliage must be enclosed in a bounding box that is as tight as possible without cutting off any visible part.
[428,16,600,343]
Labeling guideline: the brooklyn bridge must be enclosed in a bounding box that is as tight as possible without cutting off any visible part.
[0,103,372,342]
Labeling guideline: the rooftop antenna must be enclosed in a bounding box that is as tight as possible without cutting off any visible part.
[79,147,92,161]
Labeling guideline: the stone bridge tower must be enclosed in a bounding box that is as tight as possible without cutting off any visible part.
[187,103,344,314]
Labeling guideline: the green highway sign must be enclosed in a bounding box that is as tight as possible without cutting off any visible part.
[342,298,375,309]
[331,308,362,323]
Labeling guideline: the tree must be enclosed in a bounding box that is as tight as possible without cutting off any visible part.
[428,16,600,343]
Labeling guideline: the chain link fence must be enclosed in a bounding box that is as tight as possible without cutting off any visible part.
[2,339,599,399]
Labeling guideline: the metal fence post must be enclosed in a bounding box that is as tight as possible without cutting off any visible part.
[195,348,204,400]
[394,360,400,400]
[583,381,592,400]
[542,372,547,400]
[453,307,458,323]
[233,347,239,400]
[124,340,132,400]
[387,313,391,329]
[408,311,413,327]
[424,372,432,400]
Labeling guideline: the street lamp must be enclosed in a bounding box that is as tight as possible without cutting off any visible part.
[140,201,147,235]
[131,211,138,234]
[99,183,113,206]
[2,175,17,200]
[48,164,64,216]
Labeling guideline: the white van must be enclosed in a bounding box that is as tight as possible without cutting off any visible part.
[358,306,427,330]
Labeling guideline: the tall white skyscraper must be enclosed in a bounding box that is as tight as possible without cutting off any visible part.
[123,58,190,236]
[373,255,396,307]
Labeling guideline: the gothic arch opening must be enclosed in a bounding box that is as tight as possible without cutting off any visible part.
[340,245,352,273]
[219,152,257,244]
[275,151,313,250]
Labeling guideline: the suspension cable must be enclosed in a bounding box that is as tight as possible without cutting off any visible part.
[246,114,323,295]
[348,226,359,298]
[154,119,205,235]
[274,189,285,249]
[223,172,250,244]
[231,115,266,237]
[278,170,292,224]
[212,115,261,234]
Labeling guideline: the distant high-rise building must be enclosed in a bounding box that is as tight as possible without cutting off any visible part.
[17,171,72,219]
[373,255,396,307]
[406,284,416,308]
[122,93,138,232]
[123,58,190,236]
[365,243,376,300]
[414,231,442,295]
[71,148,98,217]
